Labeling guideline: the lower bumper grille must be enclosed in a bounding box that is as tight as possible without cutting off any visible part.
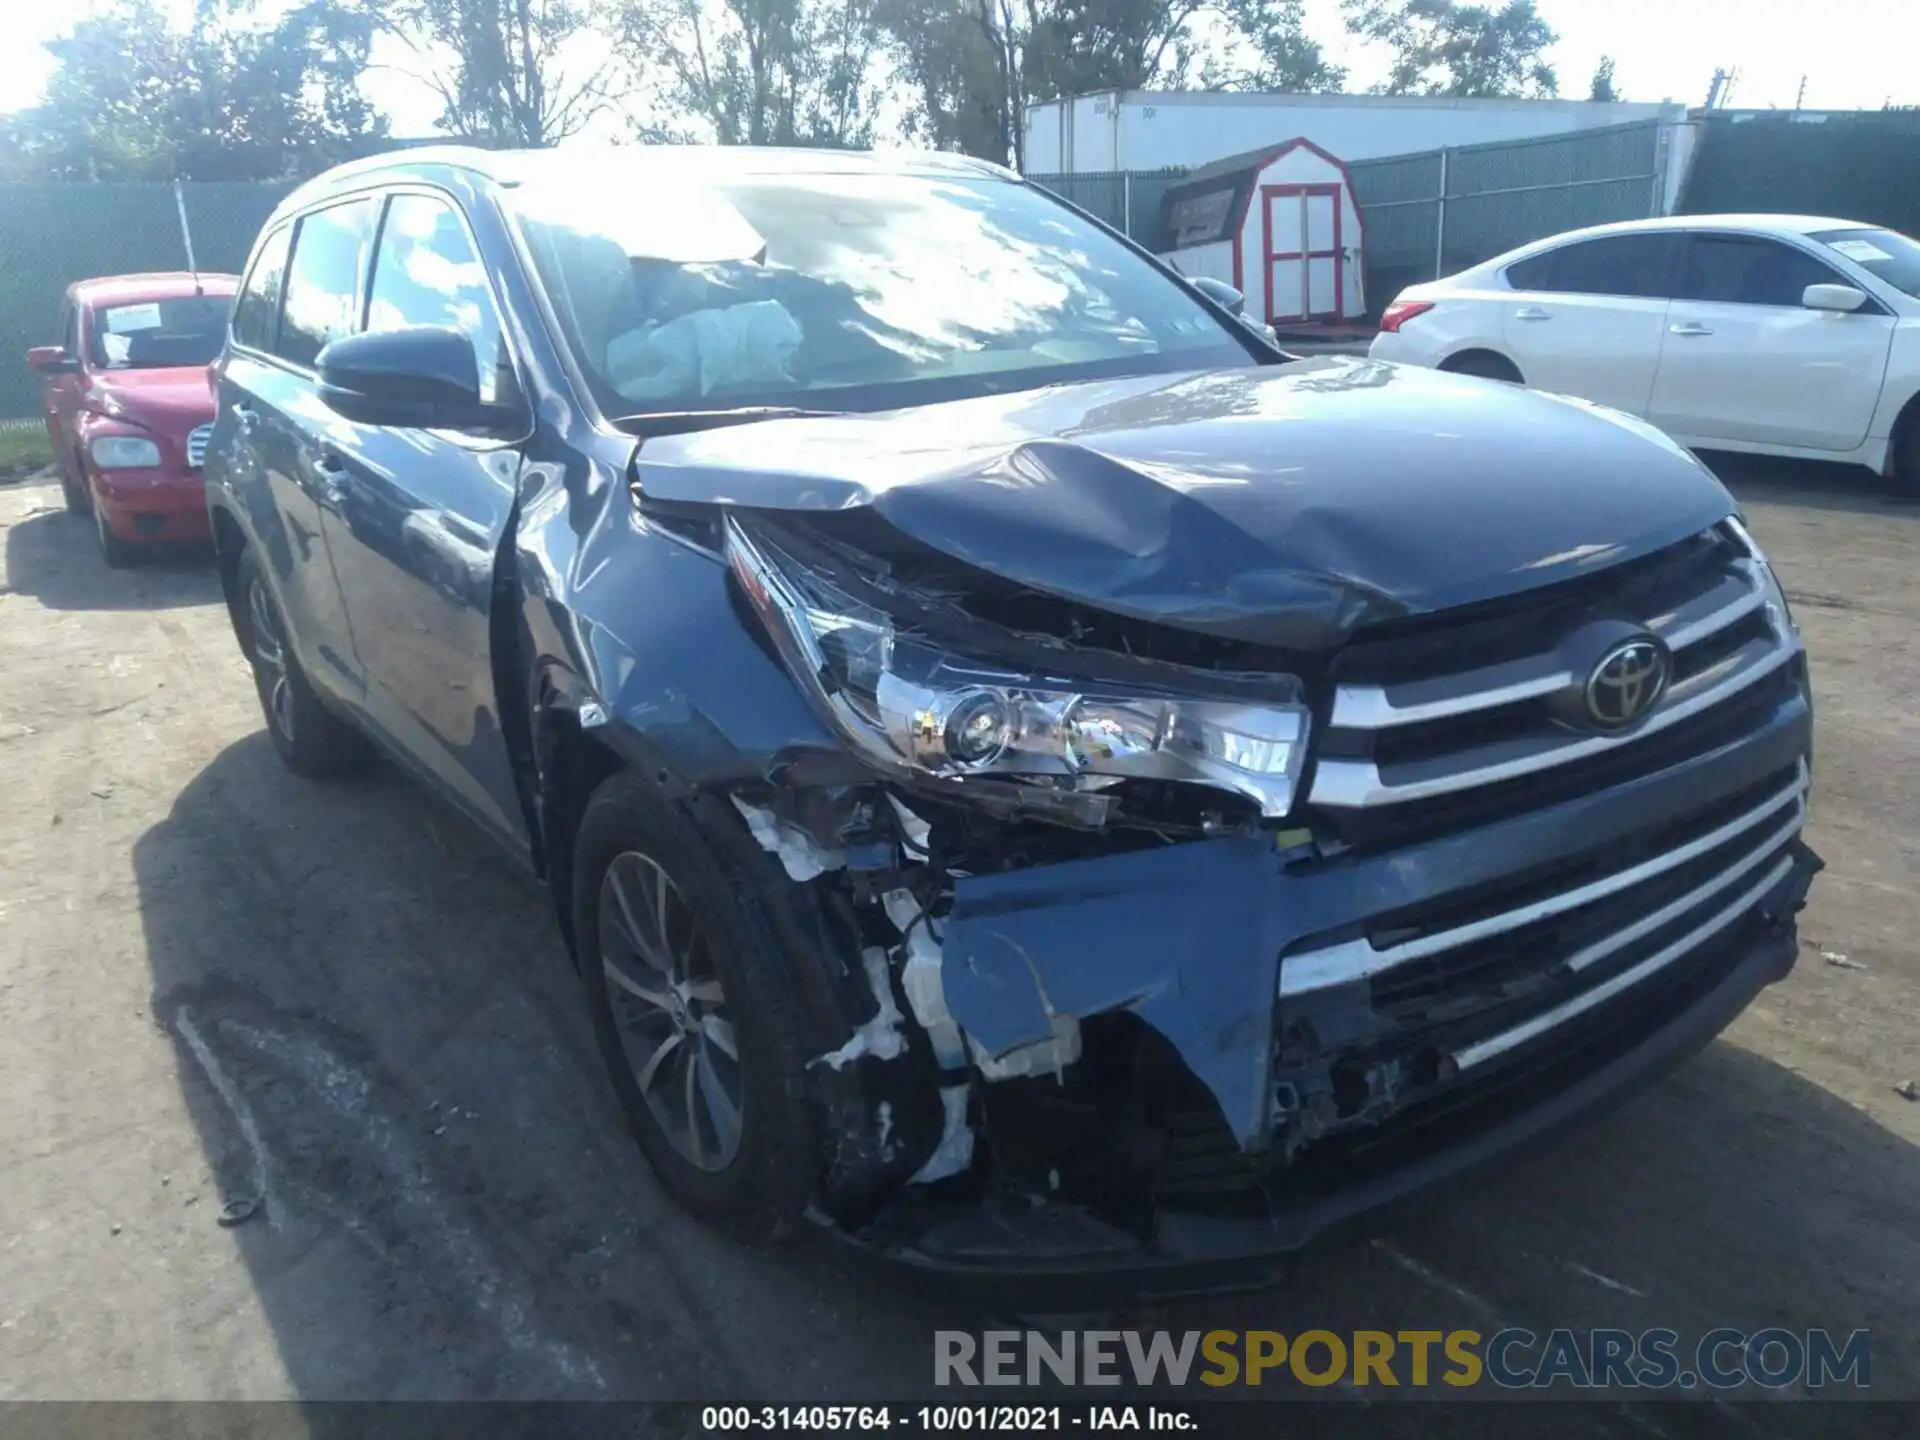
[1261,761,1811,1170]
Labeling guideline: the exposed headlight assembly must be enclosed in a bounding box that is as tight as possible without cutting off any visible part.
[726,515,1312,819]
[89,435,162,469]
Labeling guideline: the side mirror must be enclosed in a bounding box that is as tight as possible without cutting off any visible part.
[1190,276,1246,316]
[1802,283,1868,313]
[317,325,519,430]
[27,346,79,375]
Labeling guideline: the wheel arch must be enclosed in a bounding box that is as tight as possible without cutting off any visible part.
[1886,385,1920,479]
[210,502,249,631]
[1439,346,1526,383]
[532,680,929,1214]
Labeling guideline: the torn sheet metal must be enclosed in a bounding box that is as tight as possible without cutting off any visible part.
[633,361,1733,650]
[938,834,1284,1146]
[813,947,908,1071]
[909,1083,975,1185]
[967,1020,1080,1083]
[730,795,845,881]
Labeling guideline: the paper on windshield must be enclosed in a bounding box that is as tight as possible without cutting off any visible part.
[1829,239,1892,263]
[104,302,164,333]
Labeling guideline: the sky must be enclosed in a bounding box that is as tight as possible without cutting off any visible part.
[1,0,1914,145]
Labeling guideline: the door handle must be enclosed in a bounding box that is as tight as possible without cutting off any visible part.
[232,402,260,434]
[311,451,351,506]
[1669,322,1715,337]
[1513,306,1552,321]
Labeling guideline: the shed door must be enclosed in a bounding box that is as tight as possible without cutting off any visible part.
[1262,184,1343,324]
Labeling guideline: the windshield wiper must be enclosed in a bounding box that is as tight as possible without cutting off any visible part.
[610,405,845,438]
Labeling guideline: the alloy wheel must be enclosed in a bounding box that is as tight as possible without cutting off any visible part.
[247,578,295,743]
[599,850,743,1172]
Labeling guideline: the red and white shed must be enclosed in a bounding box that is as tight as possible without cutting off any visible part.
[1155,138,1366,325]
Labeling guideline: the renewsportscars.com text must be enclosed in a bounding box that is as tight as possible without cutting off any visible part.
[934,1328,1871,1391]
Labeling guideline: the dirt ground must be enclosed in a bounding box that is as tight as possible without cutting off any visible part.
[1,458,1916,1429]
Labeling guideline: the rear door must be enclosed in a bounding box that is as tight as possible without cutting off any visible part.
[317,190,531,851]
[1499,232,1678,414]
[1646,231,1897,450]
[216,201,377,705]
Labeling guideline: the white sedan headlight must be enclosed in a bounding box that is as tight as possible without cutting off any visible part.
[726,516,1312,819]
[89,435,162,469]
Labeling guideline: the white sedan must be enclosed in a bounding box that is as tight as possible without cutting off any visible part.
[1368,214,1920,494]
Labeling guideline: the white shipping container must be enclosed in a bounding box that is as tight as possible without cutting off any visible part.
[1025,90,1686,175]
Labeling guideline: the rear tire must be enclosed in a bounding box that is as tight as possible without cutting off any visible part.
[573,771,817,1243]
[235,549,369,777]
[1442,351,1524,384]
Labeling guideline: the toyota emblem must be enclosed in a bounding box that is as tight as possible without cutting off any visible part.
[1584,638,1671,729]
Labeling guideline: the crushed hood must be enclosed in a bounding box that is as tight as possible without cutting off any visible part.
[632,358,1738,650]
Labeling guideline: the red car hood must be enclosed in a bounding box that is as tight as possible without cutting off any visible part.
[88,367,216,437]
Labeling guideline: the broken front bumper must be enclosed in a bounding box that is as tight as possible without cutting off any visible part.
[844,675,1818,1298]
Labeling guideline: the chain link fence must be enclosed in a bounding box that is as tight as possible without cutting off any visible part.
[1677,109,1920,236]
[1029,121,1669,322]
[1,180,295,424]
[1024,168,1192,248]
[1348,120,1666,316]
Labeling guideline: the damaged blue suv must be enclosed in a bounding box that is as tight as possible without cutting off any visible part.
[205,145,1820,1296]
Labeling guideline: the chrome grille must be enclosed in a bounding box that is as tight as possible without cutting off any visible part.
[1309,525,1801,812]
[1283,763,1808,1000]
[186,423,212,469]
[1278,761,1807,1090]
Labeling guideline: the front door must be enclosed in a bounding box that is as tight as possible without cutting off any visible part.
[318,191,532,854]
[43,301,87,478]
[1647,232,1896,451]
[1262,184,1343,324]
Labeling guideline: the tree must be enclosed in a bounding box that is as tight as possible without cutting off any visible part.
[1024,0,1340,98]
[1,0,388,181]
[1588,54,1619,103]
[612,0,887,148]
[1344,0,1558,99]
[375,0,615,146]
[874,0,1014,161]
[877,0,1343,168]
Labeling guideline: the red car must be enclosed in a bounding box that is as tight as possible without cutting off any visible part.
[26,272,237,565]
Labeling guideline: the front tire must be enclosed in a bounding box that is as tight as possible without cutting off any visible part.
[573,772,816,1242]
[235,549,368,777]
[62,466,90,516]
[94,505,136,568]
[1893,414,1920,501]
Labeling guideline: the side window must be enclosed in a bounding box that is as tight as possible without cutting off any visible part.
[1514,235,1676,298]
[365,193,514,404]
[276,199,376,369]
[233,225,293,352]
[1676,234,1842,307]
[59,301,80,355]
[1504,251,1556,291]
